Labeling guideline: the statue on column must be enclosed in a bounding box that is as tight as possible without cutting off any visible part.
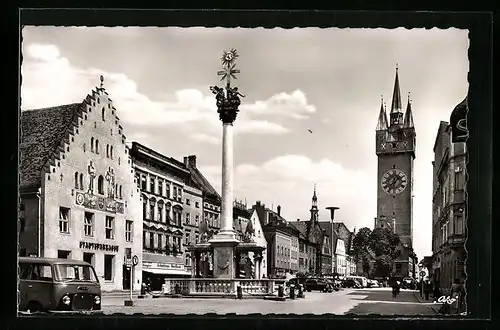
[212,48,245,124]
[87,160,96,194]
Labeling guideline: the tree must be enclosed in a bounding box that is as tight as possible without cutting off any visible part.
[351,227,372,263]
[368,227,401,278]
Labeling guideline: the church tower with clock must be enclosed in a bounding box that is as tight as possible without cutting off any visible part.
[375,66,416,250]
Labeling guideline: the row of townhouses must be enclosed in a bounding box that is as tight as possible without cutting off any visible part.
[18,83,357,292]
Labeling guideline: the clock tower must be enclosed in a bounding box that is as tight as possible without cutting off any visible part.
[375,66,416,249]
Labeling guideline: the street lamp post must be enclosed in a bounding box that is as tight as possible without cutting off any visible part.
[326,206,339,277]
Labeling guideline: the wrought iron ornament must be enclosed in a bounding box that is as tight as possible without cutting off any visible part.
[210,48,245,124]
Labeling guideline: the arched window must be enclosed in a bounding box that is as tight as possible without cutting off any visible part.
[95,140,100,154]
[79,173,84,190]
[74,172,79,189]
[102,107,105,121]
[106,144,109,158]
[110,146,113,159]
[98,175,105,195]
[91,137,94,152]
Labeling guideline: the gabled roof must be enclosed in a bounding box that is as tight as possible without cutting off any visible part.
[20,103,84,190]
[186,165,221,202]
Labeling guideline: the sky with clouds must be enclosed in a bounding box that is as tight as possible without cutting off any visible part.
[20,27,469,260]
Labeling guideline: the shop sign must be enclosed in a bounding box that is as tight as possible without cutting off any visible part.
[142,261,184,270]
[79,241,119,252]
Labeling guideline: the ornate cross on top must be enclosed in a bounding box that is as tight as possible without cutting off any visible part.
[217,48,240,89]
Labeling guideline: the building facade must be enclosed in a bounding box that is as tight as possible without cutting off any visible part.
[431,97,467,293]
[181,181,203,272]
[19,85,143,292]
[374,67,416,279]
[294,186,327,275]
[129,142,191,290]
[247,209,268,278]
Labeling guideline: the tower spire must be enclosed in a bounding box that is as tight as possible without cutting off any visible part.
[390,65,403,114]
[312,184,317,205]
[404,92,415,128]
[376,95,389,130]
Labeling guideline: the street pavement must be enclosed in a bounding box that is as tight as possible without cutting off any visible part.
[101,287,437,315]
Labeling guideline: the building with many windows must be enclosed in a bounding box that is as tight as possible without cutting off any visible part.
[431,97,467,293]
[129,142,191,290]
[19,83,143,292]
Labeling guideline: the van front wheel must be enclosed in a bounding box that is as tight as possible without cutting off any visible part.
[26,301,43,313]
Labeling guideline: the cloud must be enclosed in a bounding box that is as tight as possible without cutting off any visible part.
[21,43,293,137]
[242,90,317,119]
[199,154,375,230]
[190,133,220,145]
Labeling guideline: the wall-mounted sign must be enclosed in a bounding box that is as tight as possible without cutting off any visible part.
[142,261,184,270]
[450,98,468,143]
[75,192,124,214]
[79,241,119,252]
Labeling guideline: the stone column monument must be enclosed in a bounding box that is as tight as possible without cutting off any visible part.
[208,48,245,279]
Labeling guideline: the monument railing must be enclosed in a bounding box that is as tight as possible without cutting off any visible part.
[162,278,287,296]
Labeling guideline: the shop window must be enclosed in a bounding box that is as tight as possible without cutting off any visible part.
[104,254,114,281]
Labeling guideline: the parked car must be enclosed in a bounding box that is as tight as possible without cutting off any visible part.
[304,278,333,292]
[342,278,362,288]
[401,277,416,290]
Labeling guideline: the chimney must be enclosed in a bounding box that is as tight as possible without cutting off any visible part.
[256,201,261,207]
[277,205,281,216]
[188,155,197,167]
[297,219,300,222]
[183,156,188,166]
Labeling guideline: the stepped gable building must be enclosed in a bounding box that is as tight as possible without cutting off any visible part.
[374,66,418,279]
[19,80,143,292]
[431,97,467,293]
[129,142,192,290]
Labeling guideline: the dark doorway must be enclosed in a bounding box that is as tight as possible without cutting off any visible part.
[123,265,131,290]
[83,252,94,266]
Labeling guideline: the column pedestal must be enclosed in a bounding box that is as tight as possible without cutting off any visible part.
[212,242,238,279]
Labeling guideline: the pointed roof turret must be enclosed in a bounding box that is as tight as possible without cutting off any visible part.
[376,95,389,130]
[404,92,415,128]
[390,65,403,114]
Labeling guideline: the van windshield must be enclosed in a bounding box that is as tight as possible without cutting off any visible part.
[53,264,98,283]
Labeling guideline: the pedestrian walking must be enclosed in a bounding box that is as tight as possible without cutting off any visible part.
[419,279,424,298]
[423,278,432,300]
[390,278,399,298]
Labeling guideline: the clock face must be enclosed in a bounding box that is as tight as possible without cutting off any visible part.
[381,169,408,195]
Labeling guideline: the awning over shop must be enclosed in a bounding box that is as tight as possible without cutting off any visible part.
[143,268,191,276]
